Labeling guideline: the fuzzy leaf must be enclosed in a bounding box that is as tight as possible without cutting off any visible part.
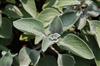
[28,50,40,66]
[78,15,87,30]
[4,4,23,19]
[42,37,54,52]
[13,18,44,36]
[0,18,12,38]
[88,20,100,48]
[37,8,60,27]
[57,54,75,66]
[20,0,37,18]
[35,35,43,45]
[0,51,13,66]
[58,34,94,59]
[43,0,57,8]
[61,12,80,30]
[49,16,63,34]
[18,47,31,66]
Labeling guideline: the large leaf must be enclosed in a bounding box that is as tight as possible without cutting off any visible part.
[37,55,57,66]
[37,8,60,27]
[0,17,12,38]
[49,16,63,34]
[18,47,31,66]
[57,54,75,66]
[4,4,23,19]
[0,51,13,66]
[54,0,80,8]
[88,20,100,48]
[60,12,80,31]
[20,0,37,18]
[13,18,45,36]
[58,34,94,59]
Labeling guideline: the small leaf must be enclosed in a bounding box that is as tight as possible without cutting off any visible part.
[0,51,13,66]
[4,4,23,19]
[78,15,87,30]
[57,54,75,66]
[13,18,45,36]
[58,34,94,59]
[0,17,12,39]
[60,12,81,31]
[49,16,63,34]
[37,8,60,27]
[88,20,100,48]
[28,50,40,66]
[18,47,31,66]
[42,37,54,52]
[37,55,57,66]
[20,0,37,18]
[35,35,43,45]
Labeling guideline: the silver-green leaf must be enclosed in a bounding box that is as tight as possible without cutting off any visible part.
[49,16,63,34]
[57,54,75,66]
[20,0,37,18]
[37,8,60,27]
[13,18,45,36]
[58,34,94,59]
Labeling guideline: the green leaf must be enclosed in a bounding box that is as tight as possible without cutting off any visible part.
[20,0,37,18]
[28,50,40,66]
[88,20,100,48]
[49,16,63,34]
[60,12,80,31]
[86,35,100,66]
[37,8,60,27]
[54,0,80,7]
[57,54,75,66]
[0,51,13,66]
[4,4,23,19]
[37,55,57,66]
[35,35,43,45]
[13,18,45,36]
[18,47,31,66]
[58,34,94,59]
[0,18,12,39]
[42,37,54,52]
[43,0,57,9]
[78,15,87,30]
